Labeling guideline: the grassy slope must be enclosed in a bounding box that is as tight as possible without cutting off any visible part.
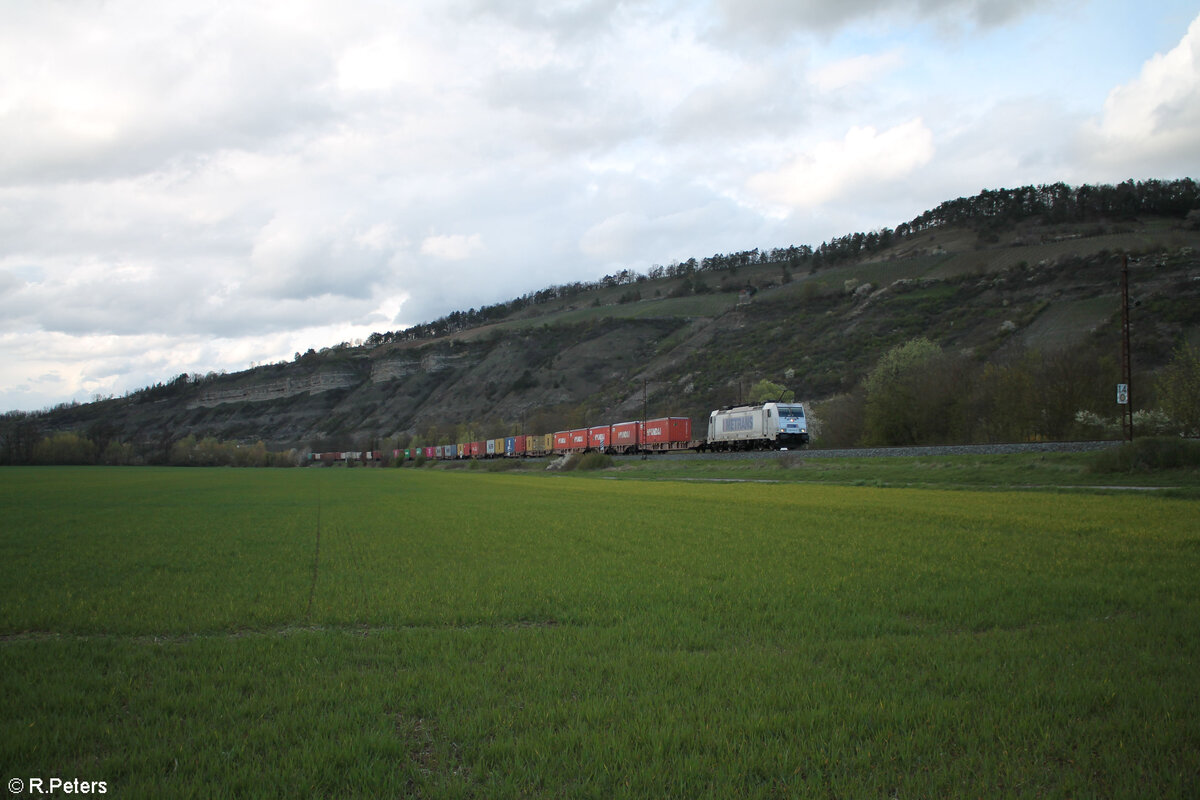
[2,467,1198,797]
[466,219,1200,333]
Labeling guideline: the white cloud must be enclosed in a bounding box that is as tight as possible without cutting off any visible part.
[420,234,485,261]
[746,119,936,213]
[336,35,424,94]
[813,51,905,93]
[1082,11,1200,174]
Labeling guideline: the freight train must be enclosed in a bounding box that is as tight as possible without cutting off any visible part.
[309,401,808,464]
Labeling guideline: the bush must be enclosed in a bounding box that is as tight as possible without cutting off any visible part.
[1088,437,1200,473]
[563,451,613,471]
[485,458,525,472]
[861,338,962,445]
[1157,343,1200,436]
[812,390,865,448]
[101,440,136,466]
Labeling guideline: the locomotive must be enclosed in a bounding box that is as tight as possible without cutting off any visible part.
[705,402,810,451]
[310,402,808,464]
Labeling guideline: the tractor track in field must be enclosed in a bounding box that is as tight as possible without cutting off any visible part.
[304,483,322,620]
[0,619,565,645]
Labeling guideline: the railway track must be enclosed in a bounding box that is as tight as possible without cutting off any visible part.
[615,440,1123,462]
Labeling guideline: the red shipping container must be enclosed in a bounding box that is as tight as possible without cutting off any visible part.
[553,431,570,452]
[469,441,483,457]
[611,421,641,449]
[569,429,588,450]
[588,425,611,449]
[644,417,691,445]
[424,446,436,459]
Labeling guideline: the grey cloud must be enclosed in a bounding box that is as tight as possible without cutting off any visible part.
[0,7,338,185]
[10,268,208,338]
[714,0,1054,40]
[246,236,391,303]
[0,252,382,340]
[486,65,589,115]
[456,0,632,39]
[663,65,812,144]
[183,295,384,340]
[0,269,23,295]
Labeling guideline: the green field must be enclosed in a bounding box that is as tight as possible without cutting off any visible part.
[2,467,1198,798]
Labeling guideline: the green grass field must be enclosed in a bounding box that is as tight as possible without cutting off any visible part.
[548,448,1200,496]
[2,466,1198,798]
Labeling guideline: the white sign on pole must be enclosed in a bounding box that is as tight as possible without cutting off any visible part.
[1116,383,1128,405]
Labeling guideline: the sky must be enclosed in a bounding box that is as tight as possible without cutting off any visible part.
[2,0,1199,412]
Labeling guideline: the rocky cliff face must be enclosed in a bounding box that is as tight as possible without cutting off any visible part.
[43,317,690,450]
[190,369,360,407]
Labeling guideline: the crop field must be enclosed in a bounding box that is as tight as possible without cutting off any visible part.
[2,467,1198,798]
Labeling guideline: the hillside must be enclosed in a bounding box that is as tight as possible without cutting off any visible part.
[8,187,1200,459]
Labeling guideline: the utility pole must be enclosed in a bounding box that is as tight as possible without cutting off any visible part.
[1120,255,1133,441]
[641,378,648,460]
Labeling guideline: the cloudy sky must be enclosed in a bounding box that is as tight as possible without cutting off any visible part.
[2,0,1198,411]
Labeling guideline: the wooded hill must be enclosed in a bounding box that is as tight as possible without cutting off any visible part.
[5,180,1200,464]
